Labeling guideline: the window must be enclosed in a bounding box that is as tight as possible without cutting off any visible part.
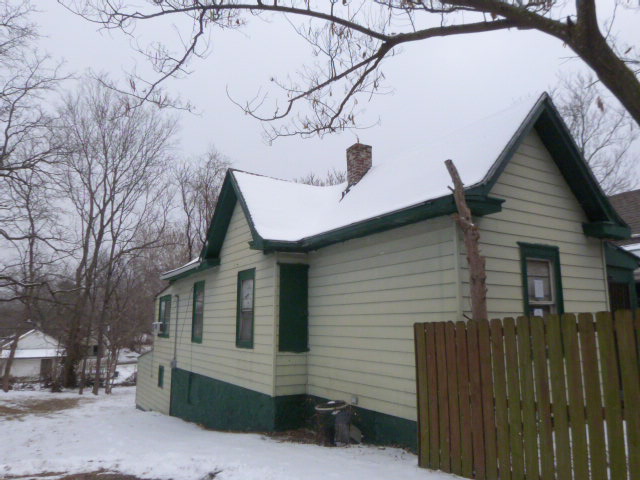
[236,269,255,348]
[158,295,171,338]
[191,281,205,343]
[519,243,564,316]
[158,365,164,388]
[279,263,309,352]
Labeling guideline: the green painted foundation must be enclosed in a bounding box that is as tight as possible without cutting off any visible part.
[169,368,417,451]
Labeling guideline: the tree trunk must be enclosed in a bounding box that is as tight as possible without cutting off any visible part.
[445,159,488,321]
[1,335,19,392]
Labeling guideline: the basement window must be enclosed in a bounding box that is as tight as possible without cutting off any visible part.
[236,268,255,349]
[157,365,164,388]
[519,243,564,316]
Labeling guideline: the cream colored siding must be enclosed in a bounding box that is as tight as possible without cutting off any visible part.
[459,129,608,317]
[306,216,457,422]
[171,203,276,395]
[135,350,171,414]
[136,202,277,412]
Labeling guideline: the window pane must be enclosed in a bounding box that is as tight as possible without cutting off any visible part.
[240,311,253,342]
[242,278,254,309]
[527,260,552,301]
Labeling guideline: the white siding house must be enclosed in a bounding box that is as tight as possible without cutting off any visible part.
[0,329,63,381]
[136,93,631,449]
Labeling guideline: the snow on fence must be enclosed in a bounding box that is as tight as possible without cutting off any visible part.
[414,311,640,480]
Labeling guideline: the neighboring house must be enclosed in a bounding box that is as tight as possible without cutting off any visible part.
[0,329,63,381]
[608,188,640,309]
[136,93,631,450]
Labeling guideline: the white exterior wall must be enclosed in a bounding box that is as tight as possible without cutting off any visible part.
[136,202,278,412]
[306,216,457,422]
[3,358,41,378]
[460,130,608,316]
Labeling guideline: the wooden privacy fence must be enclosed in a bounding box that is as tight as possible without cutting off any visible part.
[414,311,640,480]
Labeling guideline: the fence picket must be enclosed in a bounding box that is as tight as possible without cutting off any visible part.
[546,314,572,480]
[490,318,511,480]
[445,322,462,476]
[467,320,486,480]
[595,312,626,480]
[424,322,440,470]
[478,320,498,480]
[414,323,430,468]
[530,316,555,480]
[615,310,640,480]
[516,316,540,480]
[435,322,451,473]
[578,313,607,480]
[456,321,474,479]
[562,313,589,480]
[503,317,525,480]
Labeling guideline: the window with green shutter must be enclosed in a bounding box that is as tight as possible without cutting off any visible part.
[236,269,255,348]
[192,281,205,343]
[519,243,564,316]
[158,295,171,338]
[278,263,309,352]
[157,365,164,388]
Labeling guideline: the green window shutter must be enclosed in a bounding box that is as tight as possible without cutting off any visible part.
[158,295,171,338]
[158,365,164,388]
[518,242,564,316]
[192,281,205,343]
[236,269,255,349]
[278,263,309,353]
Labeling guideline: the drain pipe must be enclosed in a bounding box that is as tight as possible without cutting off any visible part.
[171,294,179,369]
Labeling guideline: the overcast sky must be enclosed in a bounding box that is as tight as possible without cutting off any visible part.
[35,3,640,181]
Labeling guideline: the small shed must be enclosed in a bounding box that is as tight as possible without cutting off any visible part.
[0,329,63,381]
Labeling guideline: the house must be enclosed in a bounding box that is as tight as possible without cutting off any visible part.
[0,329,63,381]
[607,188,640,309]
[136,93,631,450]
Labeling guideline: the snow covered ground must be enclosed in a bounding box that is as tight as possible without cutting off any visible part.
[1,387,457,480]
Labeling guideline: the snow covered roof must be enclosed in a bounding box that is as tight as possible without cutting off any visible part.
[161,93,629,281]
[0,348,62,359]
[233,95,539,242]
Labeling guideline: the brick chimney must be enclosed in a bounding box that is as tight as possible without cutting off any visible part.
[346,143,372,187]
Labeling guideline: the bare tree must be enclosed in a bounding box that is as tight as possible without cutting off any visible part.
[54,78,177,390]
[296,168,346,186]
[0,0,64,296]
[65,1,640,138]
[175,147,231,261]
[552,72,639,195]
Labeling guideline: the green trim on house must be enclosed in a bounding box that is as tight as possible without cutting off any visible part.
[604,242,640,310]
[158,365,164,388]
[236,268,255,349]
[191,281,205,344]
[157,295,171,338]
[166,259,220,283]
[583,221,631,241]
[278,263,309,353]
[604,241,640,271]
[469,94,629,233]
[250,195,505,253]
[518,242,565,316]
[168,368,417,449]
[170,368,304,432]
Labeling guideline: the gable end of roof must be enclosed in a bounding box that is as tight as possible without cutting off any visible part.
[471,93,630,240]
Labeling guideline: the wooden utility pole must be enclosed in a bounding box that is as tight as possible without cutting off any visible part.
[445,159,488,321]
